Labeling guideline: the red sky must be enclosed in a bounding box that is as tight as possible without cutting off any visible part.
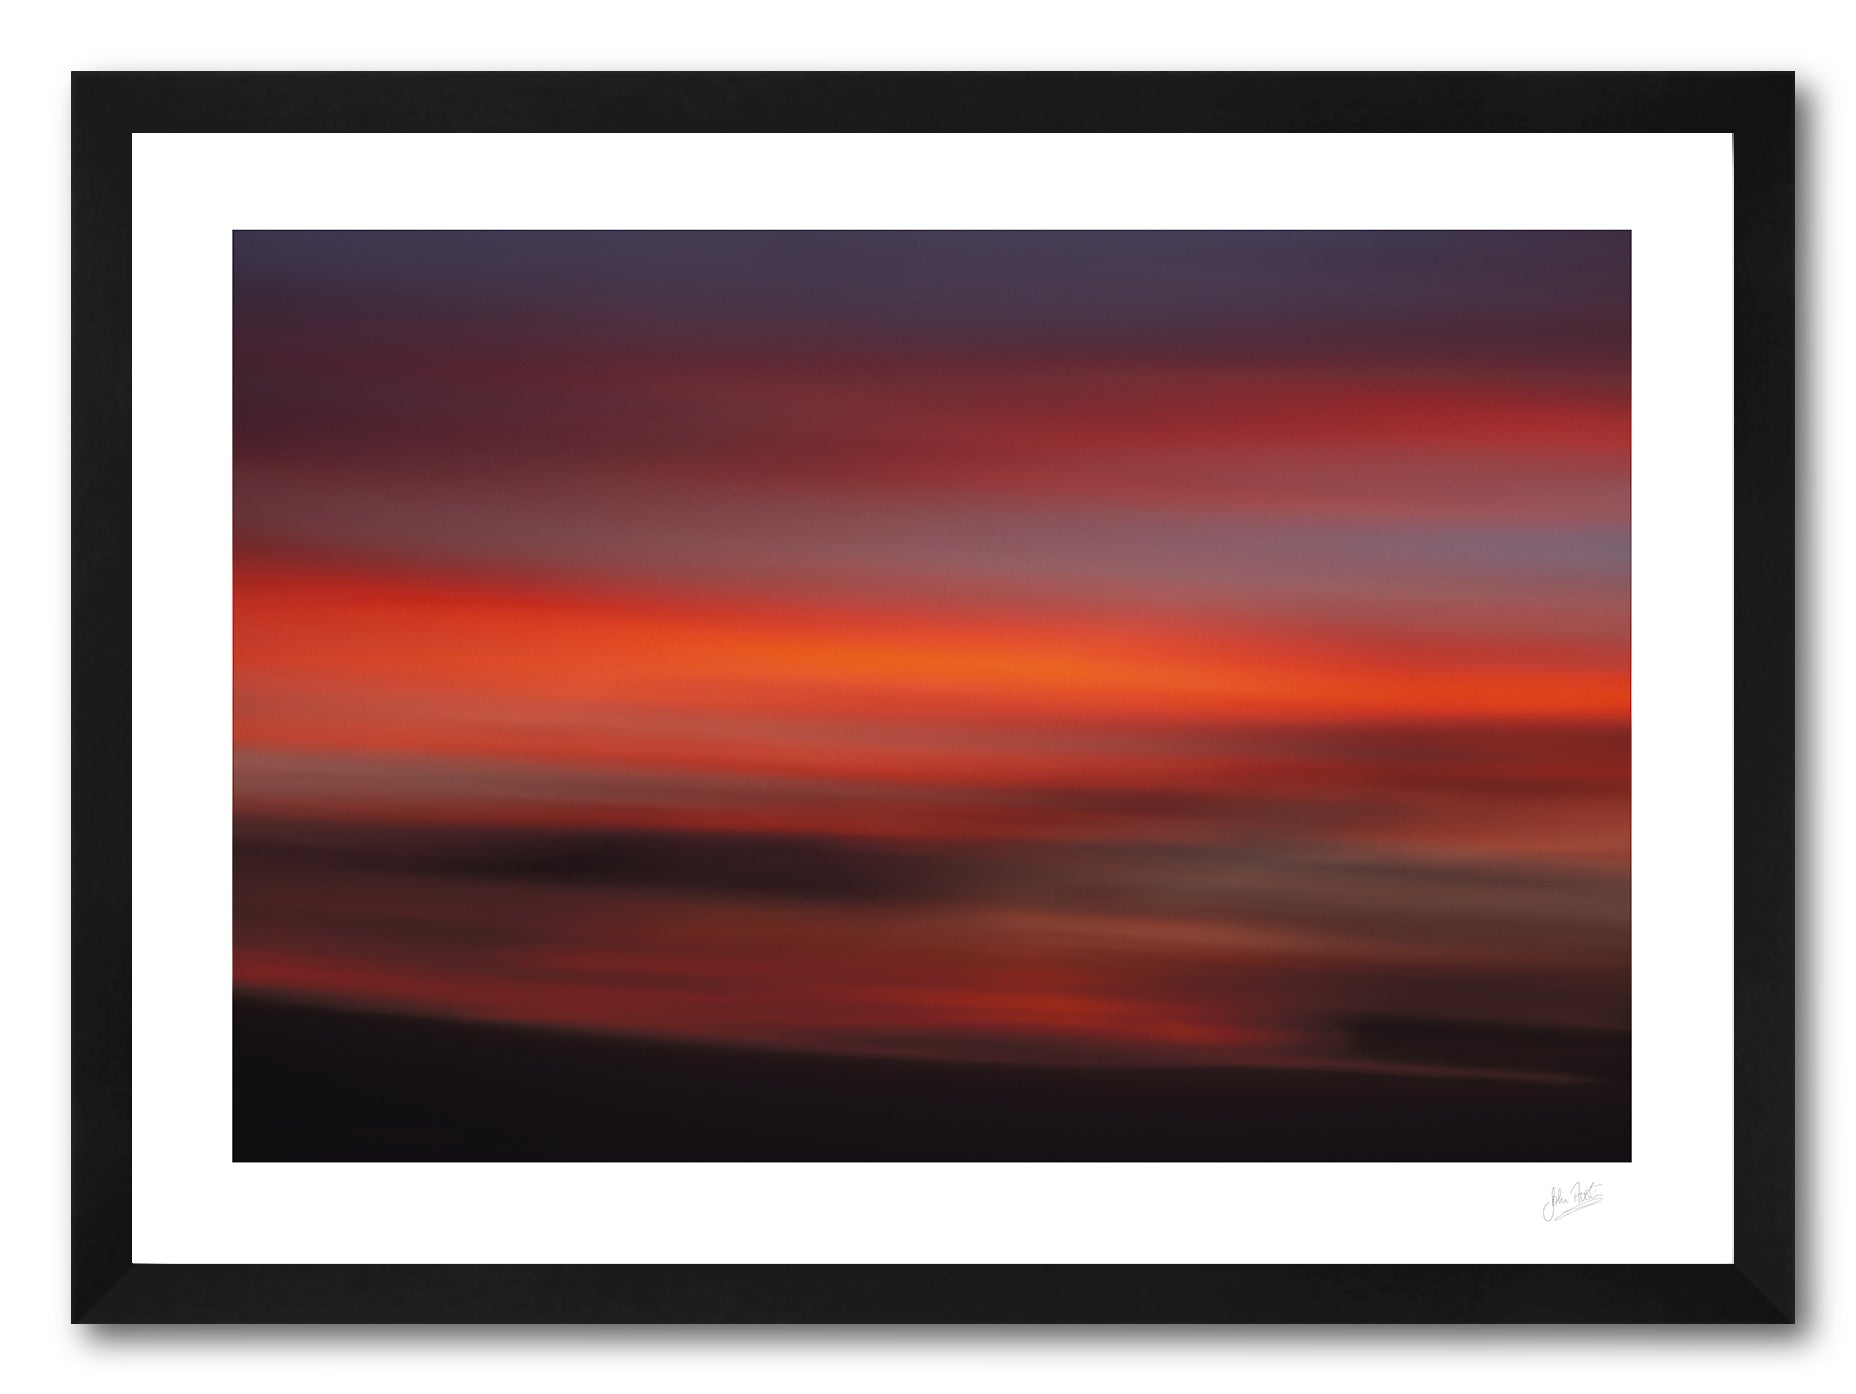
[234,231,1629,1070]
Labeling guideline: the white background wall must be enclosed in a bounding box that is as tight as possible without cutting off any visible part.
[4,3,1844,1389]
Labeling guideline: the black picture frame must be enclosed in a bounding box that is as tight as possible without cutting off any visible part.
[72,70,1795,1324]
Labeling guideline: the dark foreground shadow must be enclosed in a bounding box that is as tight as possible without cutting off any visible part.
[234,995,1627,1162]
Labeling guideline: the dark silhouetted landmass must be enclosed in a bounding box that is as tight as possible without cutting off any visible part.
[234,994,1628,1161]
[1341,1013,1631,1082]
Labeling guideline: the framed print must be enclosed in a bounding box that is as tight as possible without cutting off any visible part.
[72,71,1795,1322]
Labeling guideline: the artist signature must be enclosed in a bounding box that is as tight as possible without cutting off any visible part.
[1542,1181,1603,1222]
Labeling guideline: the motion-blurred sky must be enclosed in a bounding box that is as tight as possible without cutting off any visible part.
[234,231,1629,1072]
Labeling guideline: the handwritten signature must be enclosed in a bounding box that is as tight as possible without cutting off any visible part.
[1542,1181,1603,1222]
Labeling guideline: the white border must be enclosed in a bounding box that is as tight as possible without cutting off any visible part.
[131,132,1732,1265]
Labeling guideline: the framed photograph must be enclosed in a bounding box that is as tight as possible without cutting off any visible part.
[73,71,1794,1322]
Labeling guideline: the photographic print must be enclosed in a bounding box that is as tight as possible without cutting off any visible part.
[232,229,1630,1163]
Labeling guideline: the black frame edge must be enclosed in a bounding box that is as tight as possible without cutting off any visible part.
[1730,70,1798,1324]
[71,68,135,1326]
[80,1263,1788,1325]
